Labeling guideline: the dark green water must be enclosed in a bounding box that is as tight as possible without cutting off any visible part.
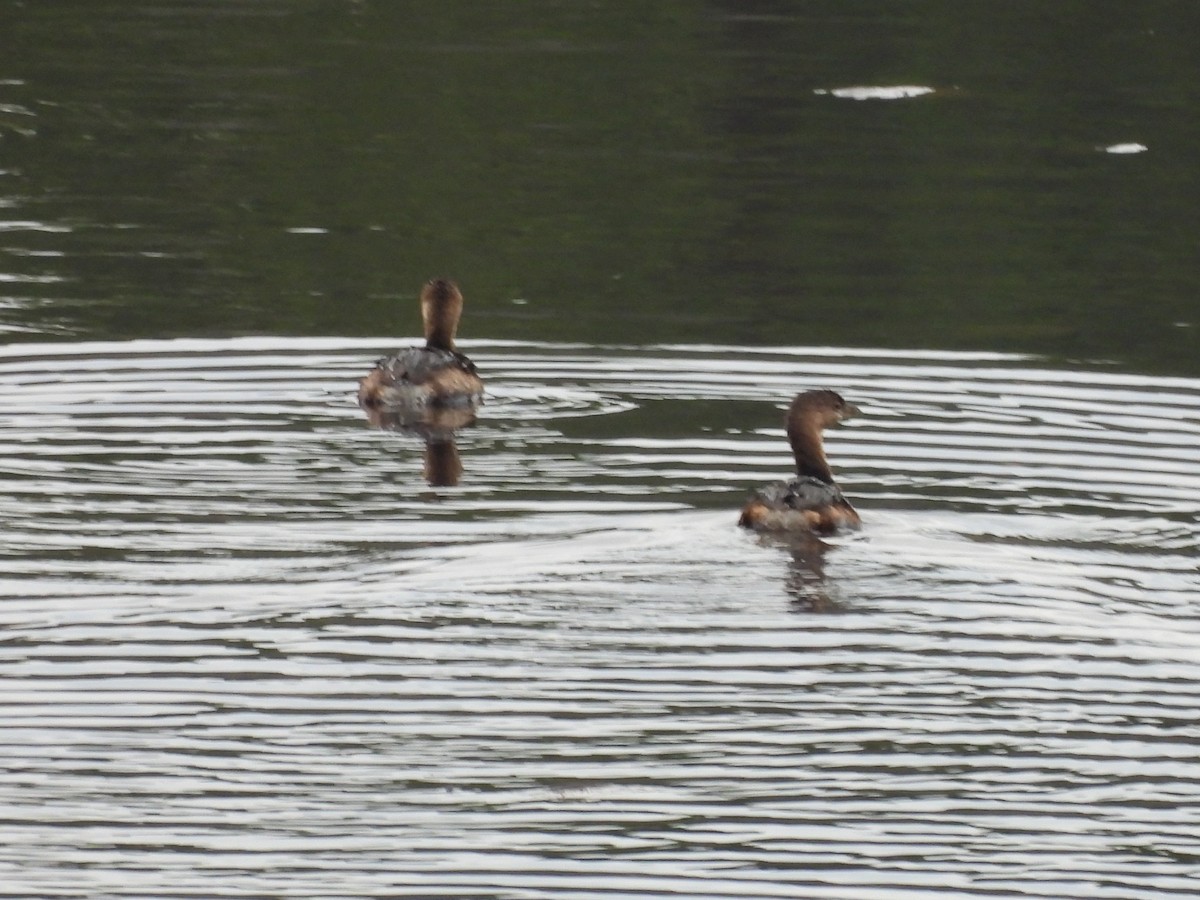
[2,0,1198,372]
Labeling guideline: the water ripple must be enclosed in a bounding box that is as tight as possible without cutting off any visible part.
[1,338,1199,899]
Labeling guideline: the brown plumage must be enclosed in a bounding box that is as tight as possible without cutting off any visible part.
[738,389,862,534]
[358,279,483,410]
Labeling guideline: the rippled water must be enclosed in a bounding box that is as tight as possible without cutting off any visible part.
[2,338,1199,899]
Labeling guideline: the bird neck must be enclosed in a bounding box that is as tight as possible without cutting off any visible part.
[423,306,458,351]
[788,418,834,483]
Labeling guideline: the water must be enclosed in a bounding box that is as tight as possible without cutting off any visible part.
[3,1,1200,372]
[2,338,1198,898]
[4,1,1200,895]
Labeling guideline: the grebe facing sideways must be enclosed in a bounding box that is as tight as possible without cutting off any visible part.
[738,389,861,534]
[357,279,483,410]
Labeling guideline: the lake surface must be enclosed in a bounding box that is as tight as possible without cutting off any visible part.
[2,2,1200,898]
[1,338,1198,898]
[3,0,1199,372]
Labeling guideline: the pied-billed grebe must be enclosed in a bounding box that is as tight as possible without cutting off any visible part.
[739,389,861,534]
[357,279,484,410]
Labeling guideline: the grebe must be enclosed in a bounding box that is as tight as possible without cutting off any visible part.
[738,389,861,534]
[357,279,483,410]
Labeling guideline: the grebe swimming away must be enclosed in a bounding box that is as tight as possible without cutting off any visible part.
[357,279,483,410]
[738,389,861,534]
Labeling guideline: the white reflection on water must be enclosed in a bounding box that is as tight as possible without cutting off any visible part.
[0,338,1198,899]
[814,85,936,101]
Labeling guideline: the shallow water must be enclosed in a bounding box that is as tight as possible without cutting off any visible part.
[2,338,1198,899]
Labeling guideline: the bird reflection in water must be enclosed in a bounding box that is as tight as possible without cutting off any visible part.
[757,531,847,614]
[361,404,475,487]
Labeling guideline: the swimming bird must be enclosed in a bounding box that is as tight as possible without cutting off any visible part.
[357,278,483,410]
[738,389,861,534]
